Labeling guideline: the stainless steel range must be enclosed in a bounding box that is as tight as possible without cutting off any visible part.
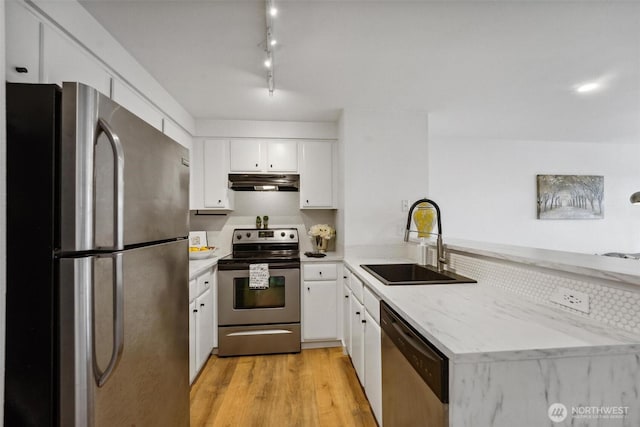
[217,228,301,356]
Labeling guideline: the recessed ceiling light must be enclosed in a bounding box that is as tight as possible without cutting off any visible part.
[269,6,278,17]
[575,82,600,93]
[270,39,277,46]
[264,58,272,68]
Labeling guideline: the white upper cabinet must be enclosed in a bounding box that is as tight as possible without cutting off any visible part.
[229,139,298,173]
[163,119,193,151]
[191,139,234,210]
[112,79,163,131]
[266,140,298,172]
[6,0,40,83]
[204,140,234,209]
[42,25,111,97]
[229,139,262,172]
[299,141,336,209]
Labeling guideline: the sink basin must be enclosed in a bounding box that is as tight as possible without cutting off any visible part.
[360,263,476,285]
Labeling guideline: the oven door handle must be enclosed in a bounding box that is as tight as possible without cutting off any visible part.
[226,329,294,337]
[218,262,300,271]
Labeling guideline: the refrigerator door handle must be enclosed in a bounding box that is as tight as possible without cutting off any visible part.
[93,252,125,387]
[96,118,125,250]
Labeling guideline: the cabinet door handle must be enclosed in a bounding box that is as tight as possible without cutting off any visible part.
[193,309,198,313]
[255,163,259,167]
[306,199,309,204]
[356,311,360,315]
[343,276,347,279]
[15,66,28,73]
[345,295,349,299]
[200,303,205,307]
[270,164,273,168]
[319,271,322,276]
[362,319,366,324]
[218,200,221,204]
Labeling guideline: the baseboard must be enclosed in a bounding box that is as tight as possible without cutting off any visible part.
[301,340,342,350]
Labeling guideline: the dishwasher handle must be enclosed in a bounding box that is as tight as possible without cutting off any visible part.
[380,301,449,403]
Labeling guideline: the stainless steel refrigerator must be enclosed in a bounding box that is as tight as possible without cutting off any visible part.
[6,82,190,426]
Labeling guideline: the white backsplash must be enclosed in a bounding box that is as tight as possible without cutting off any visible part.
[442,249,640,335]
[190,191,337,253]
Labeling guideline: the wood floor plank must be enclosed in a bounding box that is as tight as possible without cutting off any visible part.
[190,348,377,427]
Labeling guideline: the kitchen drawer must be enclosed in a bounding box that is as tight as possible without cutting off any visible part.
[364,286,380,324]
[344,268,352,291]
[196,270,212,296]
[303,263,338,281]
[189,278,197,302]
[351,273,364,303]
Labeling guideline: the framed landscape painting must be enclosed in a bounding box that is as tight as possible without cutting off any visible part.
[537,175,604,220]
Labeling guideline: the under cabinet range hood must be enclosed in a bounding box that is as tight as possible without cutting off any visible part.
[228,174,299,191]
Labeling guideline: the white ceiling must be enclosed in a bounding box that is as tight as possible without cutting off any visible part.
[80,0,640,142]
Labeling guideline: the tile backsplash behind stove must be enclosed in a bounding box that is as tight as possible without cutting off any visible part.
[190,192,337,253]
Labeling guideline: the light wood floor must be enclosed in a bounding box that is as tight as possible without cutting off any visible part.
[190,347,377,427]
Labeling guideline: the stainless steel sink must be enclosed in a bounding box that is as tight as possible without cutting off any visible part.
[360,263,476,285]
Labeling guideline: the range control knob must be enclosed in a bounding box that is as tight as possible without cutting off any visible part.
[236,234,241,240]
[281,232,286,237]
[246,232,251,238]
[289,234,295,239]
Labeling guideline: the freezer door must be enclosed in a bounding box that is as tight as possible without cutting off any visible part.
[59,240,189,427]
[60,82,189,252]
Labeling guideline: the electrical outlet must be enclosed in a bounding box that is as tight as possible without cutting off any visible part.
[550,286,590,314]
[402,200,409,212]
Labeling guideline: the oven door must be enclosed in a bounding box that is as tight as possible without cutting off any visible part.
[218,266,300,326]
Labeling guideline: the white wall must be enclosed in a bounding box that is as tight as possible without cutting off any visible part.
[341,108,429,246]
[429,137,640,254]
[1,0,6,419]
[196,119,338,140]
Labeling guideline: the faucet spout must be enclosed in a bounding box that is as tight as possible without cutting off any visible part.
[404,198,447,272]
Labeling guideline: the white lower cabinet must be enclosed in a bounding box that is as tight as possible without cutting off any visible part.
[303,281,338,340]
[195,287,213,371]
[189,266,217,384]
[188,299,197,383]
[343,267,383,424]
[302,263,340,341]
[364,310,382,423]
[350,295,365,385]
[343,283,352,353]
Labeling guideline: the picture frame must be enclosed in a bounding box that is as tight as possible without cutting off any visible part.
[188,231,208,247]
[537,175,604,220]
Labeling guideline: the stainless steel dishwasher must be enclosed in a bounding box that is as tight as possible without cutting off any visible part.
[381,301,449,426]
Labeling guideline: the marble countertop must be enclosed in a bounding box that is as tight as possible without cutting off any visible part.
[444,238,640,286]
[345,257,640,364]
[189,252,228,279]
[301,251,343,262]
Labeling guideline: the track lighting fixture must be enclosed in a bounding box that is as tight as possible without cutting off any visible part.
[264,0,278,96]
